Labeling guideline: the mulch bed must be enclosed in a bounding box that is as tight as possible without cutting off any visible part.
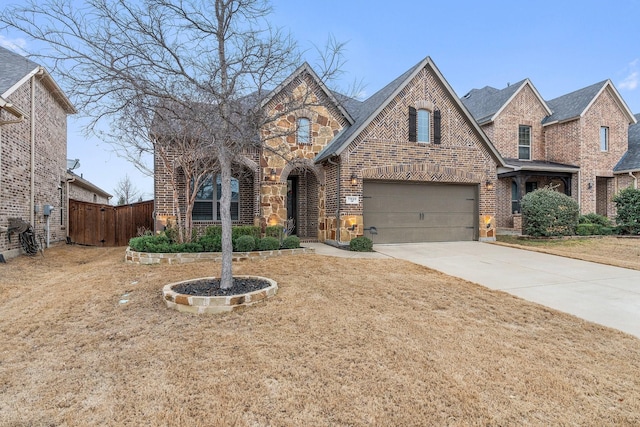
[171,277,270,296]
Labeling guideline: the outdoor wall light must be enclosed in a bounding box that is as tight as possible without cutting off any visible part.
[485,180,494,191]
[588,182,593,190]
[269,169,277,181]
[350,173,358,185]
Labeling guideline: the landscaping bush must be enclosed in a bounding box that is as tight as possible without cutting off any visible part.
[232,225,261,241]
[613,186,640,235]
[579,213,612,227]
[281,235,301,249]
[577,213,614,235]
[204,225,222,238]
[265,225,284,239]
[129,234,171,252]
[234,235,256,252]
[521,187,579,237]
[258,236,280,251]
[197,234,222,252]
[350,236,373,252]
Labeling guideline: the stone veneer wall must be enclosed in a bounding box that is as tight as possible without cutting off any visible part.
[126,246,315,264]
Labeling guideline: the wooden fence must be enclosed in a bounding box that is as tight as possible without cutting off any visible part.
[68,199,154,247]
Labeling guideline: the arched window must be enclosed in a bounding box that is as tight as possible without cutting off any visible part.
[297,117,310,144]
[417,109,430,143]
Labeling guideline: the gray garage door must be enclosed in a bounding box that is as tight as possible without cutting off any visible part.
[362,181,478,243]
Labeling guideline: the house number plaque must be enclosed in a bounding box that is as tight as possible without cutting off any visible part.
[345,196,359,204]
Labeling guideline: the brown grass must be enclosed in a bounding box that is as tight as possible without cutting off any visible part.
[495,235,640,271]
[1,244,640,426]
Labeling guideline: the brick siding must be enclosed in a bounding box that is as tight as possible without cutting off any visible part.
[1,77,68,257]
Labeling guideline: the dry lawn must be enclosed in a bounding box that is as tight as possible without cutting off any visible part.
[495,235,640,271]
[1,245,640,426]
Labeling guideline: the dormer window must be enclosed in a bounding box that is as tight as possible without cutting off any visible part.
[518,125,531,160]
[600,126,609,152]
[297,117,310,144]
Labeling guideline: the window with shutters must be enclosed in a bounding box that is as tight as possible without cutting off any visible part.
[193,174,239,221]
[409,107,440,144]
[417,109,430,143]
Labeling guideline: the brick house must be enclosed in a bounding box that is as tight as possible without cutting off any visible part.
[66,169,112,205]
[154,56,504,244]
[613,113,640,190]
[0,46,76,259]
[461,78,637,229]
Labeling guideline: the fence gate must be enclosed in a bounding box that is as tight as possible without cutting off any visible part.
[69,199,153,246]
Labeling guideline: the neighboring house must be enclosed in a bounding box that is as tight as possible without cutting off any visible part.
[614,113,640,189]
[462,78,637,229]
[0,46,76,259]
[66,169,112,204]
[154,56,504,244]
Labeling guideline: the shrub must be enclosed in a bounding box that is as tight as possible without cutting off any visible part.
[265,225,284,239]
[613,186,640,235]
[197,234,222,252]
[129,234,171,252]
[350,236,373,252]
[258,236,280,251]
[521,187,579,237]
[281,235,300,249]
[232,226,261,241]
[234,235,256,252]
[204,225,222,238]
[579,213,612,227]
[577,213,614,235]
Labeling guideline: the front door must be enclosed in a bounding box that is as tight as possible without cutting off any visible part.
[287,177,298,235]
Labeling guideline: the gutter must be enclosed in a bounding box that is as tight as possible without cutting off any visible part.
[630,172,638,189]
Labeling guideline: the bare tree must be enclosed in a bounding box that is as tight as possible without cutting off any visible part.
[113,175,141,205]
[1,0,349,289]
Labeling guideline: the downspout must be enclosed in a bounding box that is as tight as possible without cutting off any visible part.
[30,69,44,226]
[65,175,77,239]
[327,156,340,243]
[630,172,638,190]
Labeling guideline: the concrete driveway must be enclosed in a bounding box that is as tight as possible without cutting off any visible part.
[373,241,640,339]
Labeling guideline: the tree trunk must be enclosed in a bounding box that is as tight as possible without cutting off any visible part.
[218,150,234,290]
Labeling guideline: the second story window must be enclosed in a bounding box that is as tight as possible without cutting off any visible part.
[297,117,310,144]
[409,107,433,143]
[518,125,531,160]
[600,126,609,151]
[417,109,430,143]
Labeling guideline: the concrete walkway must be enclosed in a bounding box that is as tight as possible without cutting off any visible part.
[305,241,640,338]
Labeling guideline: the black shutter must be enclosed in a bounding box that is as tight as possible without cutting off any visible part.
[434,110,441,144]
[408,107,417,142]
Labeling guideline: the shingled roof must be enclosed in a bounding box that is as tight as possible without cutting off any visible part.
[0,45,75,114]
[460,79,552,125]
[614,113,640,173]
[543,79,636,126]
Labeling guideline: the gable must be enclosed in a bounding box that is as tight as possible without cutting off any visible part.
[316,57,504,166]
[543,80,635,126]
[615,113,640,172]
